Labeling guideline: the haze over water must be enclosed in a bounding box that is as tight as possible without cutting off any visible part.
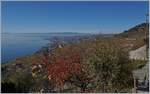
[1,33,83,63]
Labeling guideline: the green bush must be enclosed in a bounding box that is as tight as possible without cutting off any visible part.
[88,39,134,92]
[131,59,147,70]
[2,71,34,93]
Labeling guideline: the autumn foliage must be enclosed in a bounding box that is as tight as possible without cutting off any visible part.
[41,45,84,87]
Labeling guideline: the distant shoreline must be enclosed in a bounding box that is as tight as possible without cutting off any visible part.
[1,32,92,35]
[1,33,94,63]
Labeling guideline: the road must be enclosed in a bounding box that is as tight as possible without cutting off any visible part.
[129,45,149,93]
[129,45,147,60]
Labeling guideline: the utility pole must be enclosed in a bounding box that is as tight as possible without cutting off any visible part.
[145,13,149,35]
[145,13,149,88]
[146,13,149,50]
[132,73,137,93]
[145,13,149,34]
[146,13,149,24]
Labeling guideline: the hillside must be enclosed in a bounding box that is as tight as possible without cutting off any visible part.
[116,23,148,38]
[114,23,149,51]
[1,23,149,93]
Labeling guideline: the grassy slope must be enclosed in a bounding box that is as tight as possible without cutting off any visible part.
[115,23,148,50]
[1,54,42,81]
[1,22,148,92]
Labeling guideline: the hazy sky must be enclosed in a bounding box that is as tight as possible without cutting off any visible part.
[2,1,149,34]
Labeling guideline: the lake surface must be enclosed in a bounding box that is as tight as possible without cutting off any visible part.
[1,33,87,63]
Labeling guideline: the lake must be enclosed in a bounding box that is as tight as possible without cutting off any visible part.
[1,33,88,63]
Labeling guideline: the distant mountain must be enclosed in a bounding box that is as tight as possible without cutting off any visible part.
[48,32,90,35]
[115,23,149,50]
[2,32,91,35]
[116,23,149,38]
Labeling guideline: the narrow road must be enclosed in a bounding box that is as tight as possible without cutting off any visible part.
[129,45,147,60]
[129,45,149,93]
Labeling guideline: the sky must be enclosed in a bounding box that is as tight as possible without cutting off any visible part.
[1,1,149,34]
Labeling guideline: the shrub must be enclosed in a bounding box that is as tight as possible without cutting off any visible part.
[2,71,34,93]
[88,39,134,92]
